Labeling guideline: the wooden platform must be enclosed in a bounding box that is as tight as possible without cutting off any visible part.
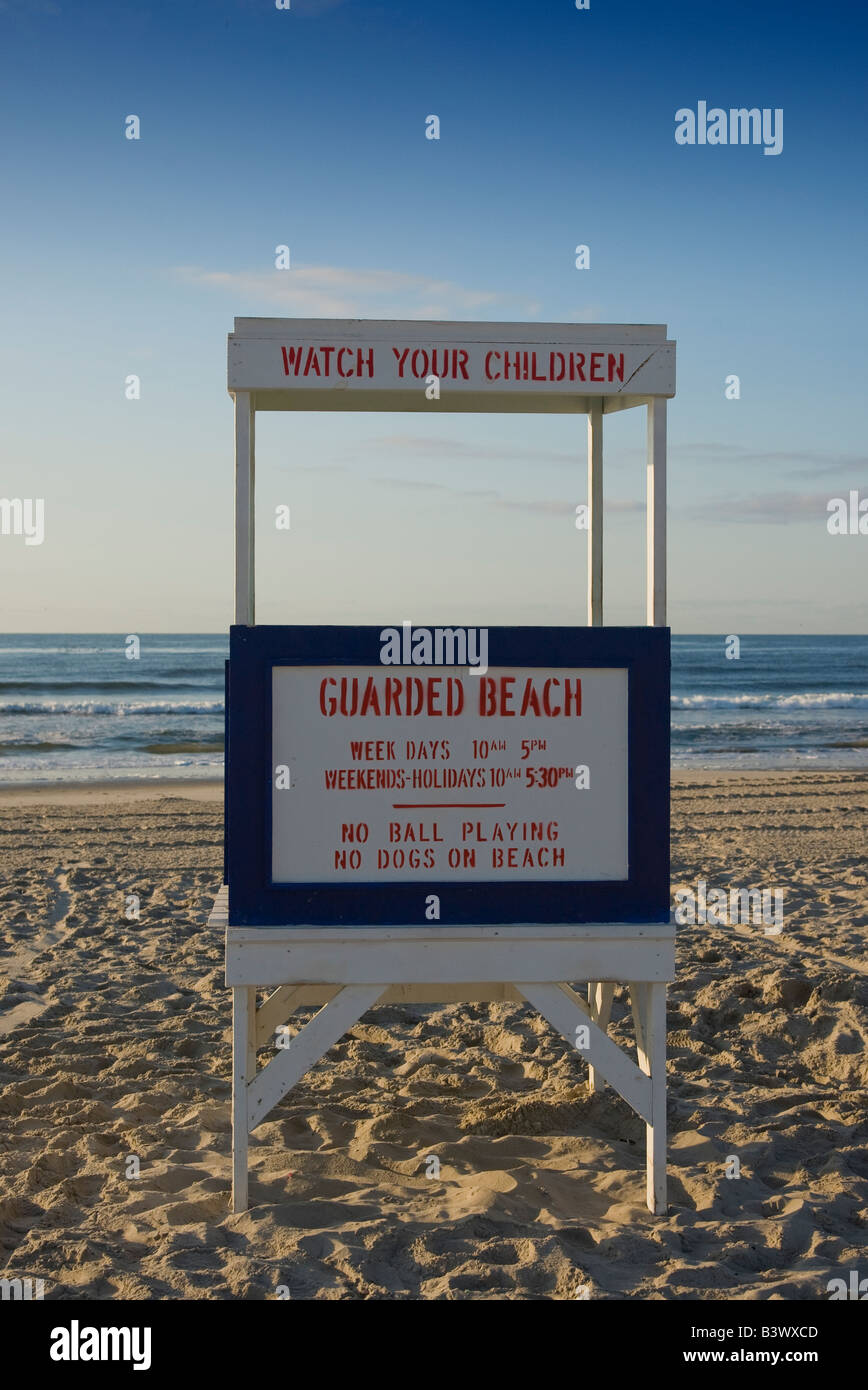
[212,888,675,1216]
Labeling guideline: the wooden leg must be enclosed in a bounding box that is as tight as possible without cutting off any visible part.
[245,986,257,1079]
[631,981,667,1215]
[232,985,250,1213]
[587,981,615,1093]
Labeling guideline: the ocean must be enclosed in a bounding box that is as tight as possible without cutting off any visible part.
[0,633,865,783]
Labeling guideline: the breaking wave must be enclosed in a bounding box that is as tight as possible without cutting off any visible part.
[672,692,868,710]
[0,700,224,716]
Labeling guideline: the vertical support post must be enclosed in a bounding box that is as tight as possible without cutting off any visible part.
[646,399,666,627]
[587,405,603,625]
[587,981,614,1093]
[231,392,254,1205]
[234,390,255,626]
[232,985,250,1213]
[631,981,667,1214]
[645,398,668,1204]
[245,986,257,1080]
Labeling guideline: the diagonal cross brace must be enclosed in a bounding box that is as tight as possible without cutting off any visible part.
[518,981,652,1121]
[246,983,385,1132]
[255,985,312,1046]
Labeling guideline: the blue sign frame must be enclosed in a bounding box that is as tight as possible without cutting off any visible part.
[226,625,670,927]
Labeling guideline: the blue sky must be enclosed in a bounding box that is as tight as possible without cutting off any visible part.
[0,0,865,632]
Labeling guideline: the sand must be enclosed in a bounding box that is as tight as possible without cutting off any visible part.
[0,772,865,1300]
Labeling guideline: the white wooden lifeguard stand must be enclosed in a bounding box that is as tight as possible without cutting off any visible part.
[214,318,676,1216]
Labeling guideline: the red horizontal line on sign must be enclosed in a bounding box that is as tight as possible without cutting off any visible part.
[391,803,507,809]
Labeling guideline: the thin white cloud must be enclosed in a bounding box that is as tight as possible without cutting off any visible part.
[569,305,607,323]
[369,474,643,517]
[682,491,836,524]
[357,433,580,466]
[617,440,868,479]
[669,443,868,475]
[173,264,538,320]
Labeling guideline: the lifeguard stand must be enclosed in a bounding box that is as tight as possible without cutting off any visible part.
[211,318,676,1215]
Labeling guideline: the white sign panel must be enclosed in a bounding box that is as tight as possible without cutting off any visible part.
[271,665,628,884]
[229,318,675,412]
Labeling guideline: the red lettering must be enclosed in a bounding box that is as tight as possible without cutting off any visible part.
[456,348,469,379]
[542,678,560,716]
[281,345,302,376]
[590,352,604,382]
[319,674,468,718]
[520,680,542,716]
[608,351,624,383]
[429,348,457,378]
[392,346,410,378]
[571,353,586,382]
[485,350,501,380]
[478,677,497,716]
[337,347,354,377]
[359,677,381,716]
[339,681,358,716]
[341,823,368,843]
[303,345,321,377]
[564,678,582,716]
[411,348,429,378]
[531,351,546,382]
[549,351,565,381]
[356,347,374,377]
